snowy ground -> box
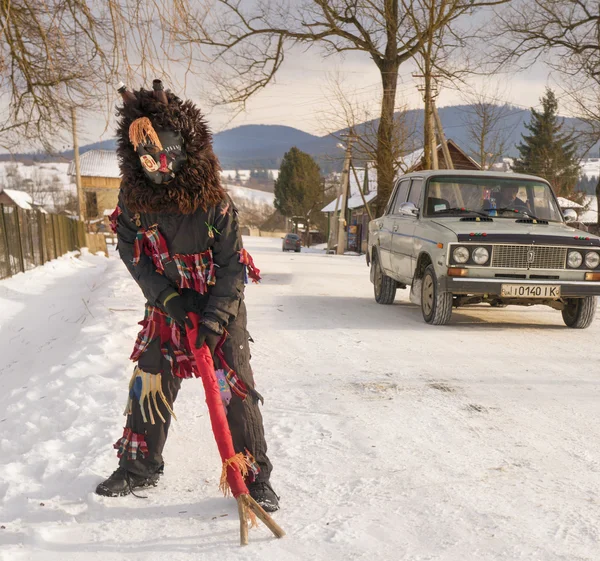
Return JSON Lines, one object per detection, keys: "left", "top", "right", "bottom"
{"left": 1, "top": 238, "right": 599, "bottom": 561}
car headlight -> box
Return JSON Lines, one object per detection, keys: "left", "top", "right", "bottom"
{"left": 452, "top": 246, "right": 470, "bottom": 264}
{"left": 585, "top": 251, "right": 600, "bottom": 269}
{"left": 567, "top": 250, "right": 583, "bottom": 268}
{"left": 472, "top": 246, "right": 490, "bottom": 265}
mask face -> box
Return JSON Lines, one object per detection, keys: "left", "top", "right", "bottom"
{"left": 137, "top": 129, "right": 186, "bottom": 184}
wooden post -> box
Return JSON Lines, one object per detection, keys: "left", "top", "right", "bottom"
{"left": 27, "top": 210, "right": 37, "bottom": 266}
{"left": 38, "top": 211, "right": 46, "bottom": 265}
{"left": 0, "top": 205, "right": 12, "bottom": 277}
{"left": 433, "top": 101, "right": 453, "bottom": 169}
{"left": 72, "top": 107, "right": 86, "bottom": 223}
{"left": 237, "top": 496, "right": 249, "bottom": 546}
{"left": 14, "top": 208, "right": 26, "bottom": 272}
{"left": 336, "top": 134, "right": 356, "bottom": 255}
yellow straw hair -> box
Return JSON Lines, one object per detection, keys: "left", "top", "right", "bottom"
{"left": 129, "top": 117, "right": 163, "bottom": 151}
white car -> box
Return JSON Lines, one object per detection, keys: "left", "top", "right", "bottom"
{"left": 368, "top": 170, "right": 600, "bottom": 327}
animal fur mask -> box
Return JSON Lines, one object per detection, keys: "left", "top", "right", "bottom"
{"left": 116, "top": 88, "right": 225, "bottom": 214}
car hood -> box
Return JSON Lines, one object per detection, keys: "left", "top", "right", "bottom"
{"left": 429, "top": 217, "right": 600, "bottom": 241}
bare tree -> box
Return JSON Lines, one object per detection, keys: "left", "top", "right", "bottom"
{"left": 495, "top": 0, "right": 600, "bottom": 215}
{"left": 403, "top": 0, "right": 473, "bottom": 168}
{"left": 179, "top": 0, "right": 511, "bottom": 216}
{"left": 460, "top": 85, "right": 517, "bottom": 169}
{"left": 23, "top": 169, "right": 52, "bottom": 207}
{"left": 320, "top": 75, "right": 419, "bottom": 178}
{"left": 0, "top": 1, "right": 194, "bottom": 151}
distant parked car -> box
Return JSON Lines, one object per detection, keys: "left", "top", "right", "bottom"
{"left": 283, "top": 233, "right": 302, "bottom": 252}
{"left": 367, "top": 170, "right": 600, "bottom": 327}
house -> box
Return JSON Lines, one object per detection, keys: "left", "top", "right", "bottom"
{"left": 68, "top": 150, "right": 120, "bottom": 220}
{"left": 0, "top": 188, "right": 35, "bottom": 210}
{"left": 321, "top": 140, "right": 481, "bottom": 253}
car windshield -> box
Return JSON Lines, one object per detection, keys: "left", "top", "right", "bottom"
{"left": 286, "top": 234, "right": 299, "bottom": 239}
{"left": 424, "top": 176, "right": 563, "bottom": 222}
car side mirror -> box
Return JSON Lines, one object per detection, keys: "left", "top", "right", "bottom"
{"left": 399, "top": 201, "right": 419, "bottom": 217}
{"left": 563, "top": 208, "right": 577, "bottom": 223}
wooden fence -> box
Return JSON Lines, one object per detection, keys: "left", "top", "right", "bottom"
{"left": 0, "top": 204, "right": 102, "bottom": 280}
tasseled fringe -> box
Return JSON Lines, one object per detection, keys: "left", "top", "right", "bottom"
{"left": 129, "top": 117, "right": 163, "bottom": 151}
{"left": 114, "top": 427, "right": 149, "bottom": 460}
{"left": 219, "top": 453, "right": 250, "bottom": 497}
{"left": 123, "top": 367, "right": 177, "bottom": 425}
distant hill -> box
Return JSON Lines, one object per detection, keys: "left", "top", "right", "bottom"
{"left": 213, "top": 124, "right": 339, "bottom": 170}
{"left": 2, "top": 105, "right": 598, "bottom": 171}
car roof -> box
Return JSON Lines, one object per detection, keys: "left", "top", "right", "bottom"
{"left": 397, "top": 170, "right": 550, "bottom": 183}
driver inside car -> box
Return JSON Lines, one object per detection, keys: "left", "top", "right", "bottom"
{"left": 485, "top": 185, "right": 530, "bottom": 214}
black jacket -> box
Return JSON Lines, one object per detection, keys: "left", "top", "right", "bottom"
{"left": 116, "top": 192, "right": 245, "bottom": 328}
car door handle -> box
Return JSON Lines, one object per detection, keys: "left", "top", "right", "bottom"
{"left": 393, "top": 225, "right": 399, "bottom": 232}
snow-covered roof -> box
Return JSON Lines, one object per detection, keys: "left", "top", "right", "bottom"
{"left": 321, "top": 166, "right": 378, "bottom": 213}
{"left": 68, "top": 150, "right": 120, "bottom": 178}
{"left": 556, "top": 197, "right": 584, "bottom": 209}
{"left": 400, "top": 140, "right": 481, "bottom": 172}
{"left": 1, "top": 188, "right": 33, "bottom": 210}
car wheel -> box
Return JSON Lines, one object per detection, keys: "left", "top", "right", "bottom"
{"left": 372, "top": 255, "right": 396, "bottom": 305}
{"left": 562, "top": 296, "right": 597, "bottom": 328}
{"left": 421, "top": 265, "right": 453, "bottom": 325}
{"left": 295, "top": 248, "right": 301, "bottom": 253}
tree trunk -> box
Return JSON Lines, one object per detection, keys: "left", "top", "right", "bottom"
{"left": 375, "top": 61, "right": 399, "bottom": 217}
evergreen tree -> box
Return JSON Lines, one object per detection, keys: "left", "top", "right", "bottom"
{"left": 274, "top": 147, "right": 323, "bottom": 241}
{"left": 513, "top": 88, "right": 581, "bottom": 200}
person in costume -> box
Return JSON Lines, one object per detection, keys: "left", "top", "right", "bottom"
{"left": 95, "top": 81, "right": 279, "bottom": 512}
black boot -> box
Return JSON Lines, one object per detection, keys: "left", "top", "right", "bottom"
{"left": 248, "top": 481, "right": 280, "bottom": 512}
{"left": 95, "top": 467, "right": 160, "bottom": 497}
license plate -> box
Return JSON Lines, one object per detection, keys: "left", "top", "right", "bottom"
{"left": 500, "top": 284, "right": 561, "bottom": 298}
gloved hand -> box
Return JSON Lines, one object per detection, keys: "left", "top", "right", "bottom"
{"left": 195, "top": 323, "right": 221, "bottom": 353}
{"left": 159, "top": 289, "right": 193, "bottom": 330}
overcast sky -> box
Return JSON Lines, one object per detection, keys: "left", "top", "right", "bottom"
{"left": 67, "top": 19, "right": 561, "bottom": 150}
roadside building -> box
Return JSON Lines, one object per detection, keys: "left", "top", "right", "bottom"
{"left": 68, "top": 150, "right": 120, "bottom": 220}
{"left": 321, "top": 140, "right": 480, "bottom": 253}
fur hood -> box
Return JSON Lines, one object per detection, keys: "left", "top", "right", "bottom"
{"left": 116, "top": 88, "right": 225, "bottom": 214}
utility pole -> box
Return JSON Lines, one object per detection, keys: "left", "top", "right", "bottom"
{"left": 336, "top": 133, "right": 356, "bottom": 255}
{"left": 414, "top": 74, "right": 441, "bottom": 170}
{"left": 71, "top": 107, "right": 85, "bottom": 222}
{"left": 433, "top": 100, "right": 453, "bottom": 169}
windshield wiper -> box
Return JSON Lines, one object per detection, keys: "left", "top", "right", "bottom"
{"left": 434, "top": 207, "right": 489, "bottom": 218}
{"left": 489, "top": 207, "right": 541, "bottom": 221}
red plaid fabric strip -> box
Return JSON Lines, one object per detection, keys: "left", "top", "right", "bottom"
{"left": 113, "top": 427, "right": 149, "bottom": 460}
{"left": 214, "top": 340, "right": 249, "bottom": 401}
{"left": 173, "top": 250, "right": 216, "bottom": 293}
{"left": 244, "top": 449, "right": 261, "bottom": 483}
{"left": 109, "top": 206, "right": 121, "bottom": 234}
{"left": 131, "top": 225, "right": 168, "bottom": 273}
{"left": 239, "top": 248, "right": 261, "bottom": 283}
{"left": 130, "top": 305, "right": 199, "bottom": 379}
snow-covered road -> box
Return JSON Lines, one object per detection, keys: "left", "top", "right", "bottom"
{"left": 1, "top": 237, "right": 599, "bottom": 561}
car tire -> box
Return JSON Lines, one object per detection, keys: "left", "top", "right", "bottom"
{"left": 372, "top": 255, "right": 396, "bottom": 305}
{"left": 421, "top": 265, "right": 453, "bottom": 325}
{"left": 295, "top": 249, "right": 301, "bottom": 253}
{"left": 561, "top": 296, "right": 597, "bottom": 329}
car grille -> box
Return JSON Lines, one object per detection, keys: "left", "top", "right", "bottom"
{"left": 491, "top": 245, "right": 567, "bottom": 269}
